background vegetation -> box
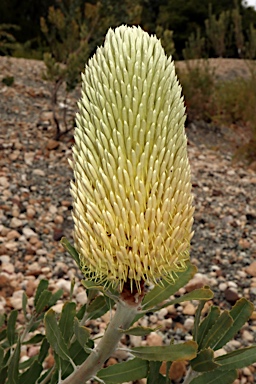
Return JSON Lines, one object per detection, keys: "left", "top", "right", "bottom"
{"left": 0, "top": 0, "right": 256, "bottom": 162}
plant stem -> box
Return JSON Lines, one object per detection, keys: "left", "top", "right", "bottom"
{"left": 61, "top": 299, "right": 139, "bottom": 384}
{"left": 183, "top": 367, "right": 199, "bottom": 384}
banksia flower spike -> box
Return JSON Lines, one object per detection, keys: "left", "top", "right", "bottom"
{"left": 71, "top": 25, "right": 194, "bottom": 293}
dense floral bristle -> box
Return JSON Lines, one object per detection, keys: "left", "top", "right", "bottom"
{"left": 71, "top": 25, "right": 194, "bottom": 293}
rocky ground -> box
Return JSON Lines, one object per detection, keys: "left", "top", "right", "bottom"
{"left": 0, "top": 57, "right": 256, "bottom": 383}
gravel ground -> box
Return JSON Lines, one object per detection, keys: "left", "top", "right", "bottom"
{"left": 0, "top": 57, "right": 256, "bottom": 383}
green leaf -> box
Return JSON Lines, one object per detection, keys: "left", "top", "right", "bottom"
{"left": 131, "top": 341, "right": 198, "bottom": 361}
{"left": 164, "top": 287, "right": 214, "bottom": 307}
{"left": 38, "top": 338, "right": 50, "bottom": 364}
{"left": 191, "top": 348, "right": 220, "bottom": 372}
{"left": 61, "top": 238, "right": 81, "bottom": 268}
{"left": 8, "top": 339, "right": 20, "bottom": 384}
{"left": 121, "top": 326, "right": 161, "bottom": 336}
{"left": 0, "top": 346, "right": 4, "bottom": 371}
{"left": 0, "top": 314, "right": 5, "bottom": 328}
{"left": 19, "top": 356, "right": 37, "bottom": 370}
{"left": 48, "top": 289, "right": 64, "bottom": 307}
{"left": 200, "top": 311, "right": 233, "bottom": 350}
{"left": 23, "top": 334, "right": 45, "bottom": 345}
{"left": 0, "top": 366, "right": 8, "bottom": 384}
{"left": 59, "top": 302, "right": 76, "bottom": 343}
{"left": 44, "top": 309, "right": 71, "bottom": 362}
{"left": 214, "top": 298, "right": 254, "bottom": 350}
{"left": 87, "top": 295, "right": 114, "bottom": 319}
{"left": 216, "top": 346, "right": 256, "bottom": 370}
{"left": 197, "top": 306, "right": 221, "bottom": 350}
{"left": 18, "top": 360, "right": 43, "bottom": 384}
{"left": 34, "top": 280, "right": 49, "bottom": 307}
{"left": 73, "top": 317, "right": 90, "bottom": 348}
{"left": 97, "top": 357, "right": 149, "bottom": 383}
{"left": 147, "top": 361, "right": 166, "bottom": 384}
{"left": 142, "top": 262, "right": 197, "bottom": 310}
{"left": 22, "top": 292, "right": 28, "bottom": 319}
{"left": 7, "top": 310, "right": 18, "bottom": 346}
{"left": 35, "top": 290, "right": 52, "bottom": 314}
{"left": 190, "top": 368, "right": 238, "bottom": 384}
{"left": 0, "top": 329, "right": 7, "bottom": 343}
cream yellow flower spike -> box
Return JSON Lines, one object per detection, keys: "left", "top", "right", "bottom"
{"left": 71, "top": 25, "right": 194, "bottom": 293}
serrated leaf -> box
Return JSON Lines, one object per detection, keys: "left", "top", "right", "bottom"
{"left": 48, "top": 289, "right": 64, "bottom": 307}
{"left": 147, "top": 361, "right": 166, "bottom": 384}
{"left": 142, "top": 262, "right": 197, "bottom": 310}
{"left": 35, "top": 290, "right": 52, "bottom": 314}
{"left": 18, "top": 360, "right": 43, "bottom": 384}
{"left": 73, "top": 317, "right": 90, "bottom": 348}
{"left": 191, "top": 348, "right": 220, "bottom": 372}
{"left": 97, "top": 357, "right": 149, "bottom": 383}
{"left": 61, "top": 237, "right": 81, "bottom": 268}
{"left": 200, "top": 311, "right": 233, "bottom": 350}
{"left": 190, "top": 368, "right": 237, "bottom": 384}
{"left": 216, "top": 346, "right": 256, "bottom": 370}
{"left": 120, "top": 326, "right": 161, "bottom": 336}
{"left": 214, "top": 298, "right": 254, "bottom": 350}
{"left": 22, "top": 292, "right": 28, "bottom": 319}
{"left": 59, "top": 302, "right": 76, "bottom": 343}
{"left": 23, "top": 334, "right": 45, "bottom": 345}
{"left": 7, "top": 310, "right": 18, "bottom": 346}
{"left": 197, "top": 306, "right": 221, "bottom": 350}
{"left": 8, "top": 338, "right": 20, "bottom": 384}
{"left": 38, "top": 338, "right": 50, "bottom": 364}
{"left": 131, "top": 341, "right": 198, "bottom": 361}
{"left": 35, "top": 280, "right": 49, "bottom": 307}
{"left": 44, "top": 309, "right": 71, "bottom": 362}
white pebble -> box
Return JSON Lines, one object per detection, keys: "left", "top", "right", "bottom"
{"left": 184, "top": 318, "right": 194, "bottom": 331}
{"left": 219, "top": 282, "right": 228, "bottom": 291}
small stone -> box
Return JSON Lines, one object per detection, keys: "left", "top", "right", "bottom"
{"left": 245, "top": 261, "right": 256, "bottom": 277}
{"left": 185, "top": 273, "right": 210, "bottom": 292}
{"left": 184, "top": 318, "right": 194, "bottom": 331}
{"left": 183, "top": 302, "right": 196, "bottom": 315}
{"left": 146, "top": 332, "right": 162, "bottom": 346}
{"left": 0, "top": 176, "right": 9, "bottom": 188}
{"left": 2, "top": 263, "right": 15, "bottom": 274}
{"left": 214, "top": 348, "right": 227, "bottom": 357}
{"left": 51, "top": 303, "right": 64, "bottom": 313}
{"left": 54, "top": 215, "right": 64, "bottom": 224}
{"left": 46, "top": 139, "right": 59, "bottom": 150}
{"left": 32, "top": 169, "right": 45, "bottom": 176}
{"left": 55, "top": 279, "right": 71, "bottom": 293}
{"left": 26, "top": 207, "right": 36, "bottom": 218}
{"left": 26, "top": 280, "right": 37, "bottom": 297}
{"left": 6, "top": 230, "right": 20, "bottom": 240}
{"left": 22, "top": 227, "right": 37, "bottom": 239}
{"left": 158, "top": 308, "right": 168, "bottom": 319}
{"left": 242, "top": 330, "right": 254, "bottom": 342}
{"left": 168, "top": 361, "right": 187, "bottom": 381}
{"left": 219, "top": 282, "right": 228, "bottom": 291}
{"left": 224, "top": 288, "right": 239, "bottom": 304}
{"left": 9, "top": 217, "right": 23, "bottom": 228}
{"left": 76, "top": 291, "right": 87, "bottom": 305}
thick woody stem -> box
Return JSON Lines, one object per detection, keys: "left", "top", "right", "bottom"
{"left": 61, "top": 300, "right": 139, "bottom": 384}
